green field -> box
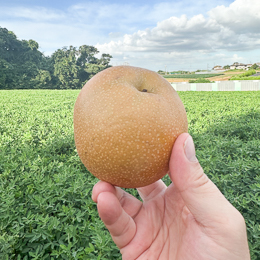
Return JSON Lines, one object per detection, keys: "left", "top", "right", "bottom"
{"left": 229, "top": 69, "right": 260, "bottom": 81}
{"left": 0, "top": 90, "right": 260, "bottom": 259}
{"left": 163, "top": 73, "right": 224, "bottom": 79}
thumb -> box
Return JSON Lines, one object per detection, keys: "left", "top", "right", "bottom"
{"left": 169, "top": 133, "right": 234, "bottom": 226}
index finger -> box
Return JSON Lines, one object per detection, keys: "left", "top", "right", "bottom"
{"left": 96, "top": 191, "right": 137, "bottom": 249}
{"left": 92, "top": 181, "right": 143, "bottom": 218}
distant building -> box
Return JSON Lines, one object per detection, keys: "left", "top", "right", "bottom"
{"left": 230, "top": 62, "right": 253, "bottom": 70}
{"left": 213, "top": 65, "right": 223, "bottom": 71}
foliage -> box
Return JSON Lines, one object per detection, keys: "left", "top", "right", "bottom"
{"left": 157, "top": 70, "right": 165, "bottom": 74}
{"left": 52, "top": 46, "right": 81, "bottom": 89}
{"left": 0, "top": 90, "right": 120, "bottom": 259}
{"left": 0, "top": 27, "right": 46, "bottom": 89}
{"left": 188, "top": 78, "right": 212, "bottom": 83}
{"left": 223, "top": 65, "right": 230, "bottom": 69}
{"left": 232, "top": 76, "right": 260, "bottom": 80}
{"left": 178, "top": 91, "right": 260, "bottom": 260}
{"left": 52, "top": 46, "right": 112, "bottom": 89}
{"left": 0, "top": 27, "right": 112, "bottom": 90}
{"left": 240, "top": 70, "right": 256, "bottom": 77}
{"left": 163, "top": 73, "right": 223, "bottom": 79}
{"left": 0, "top": 90, "right": 260, "bottom": 259}
{"left": 226, "top": 69, "right": 245, "bottom": 72}
{"left": 229, "top": 70, "right": 260, "bottom": 80}
{"left": 250, "top": 64, "right": 259, "bottom": 70}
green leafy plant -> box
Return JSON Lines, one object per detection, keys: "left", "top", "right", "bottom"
{"left": 163, "top": 73, "right": 223, "bottom": 79}
{"left": 189, "top": 78, "right": 213, "bottom": 83}
{"left": 0, "top": 90, "right": 259, "bottom": 259}
{"left": 230, "top": 69, "right": 260, "bottom": 80}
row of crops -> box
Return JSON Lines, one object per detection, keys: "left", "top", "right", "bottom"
{"left": 230, "top": 69, "right": 260, "bottom": 80}
{"left": 163, "top": 73, "right": 224, "bottom": 79}
{"left": 0, "top": 90, "right": 259, "bottom": 259}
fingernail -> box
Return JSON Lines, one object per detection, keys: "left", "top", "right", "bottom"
{"left": 184, "top": 135, "right": 198, "bottom": 162}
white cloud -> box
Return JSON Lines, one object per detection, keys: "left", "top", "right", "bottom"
{"left": 0, "top": 6, "right": 65, "bottom": 22}
{"left": 231, "top": 54, "right": 244, "bottom": 62}
{"left": 97, "top": 0, "right": 260, "bottom": 54}
{"left": 109, "top": 32, "right": 123, "bottom": 39}
{"left": 209, "top": 0, "right": 260, "bottom": 34}
{"left": 94, "top": 0, "right": 260, "bottom": 70}
{"left": 1, "top": 0, "right": 259, "bottom": 70}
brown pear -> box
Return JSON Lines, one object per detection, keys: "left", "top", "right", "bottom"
{"left": 74, "top": 65, "right": 188, "bottom": 188}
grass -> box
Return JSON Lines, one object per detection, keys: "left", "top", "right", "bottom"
{"left": 0, "top": 90, "right": 260, "bottom": 259}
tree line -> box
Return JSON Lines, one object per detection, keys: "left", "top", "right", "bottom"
{"left": 0, "top": 27, "right": 112, "bottom": 89}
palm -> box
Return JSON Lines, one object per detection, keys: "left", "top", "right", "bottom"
{"left": 93, "top": 180, "right": 244, "bottom": 260}
{"left": 92, "top": 133, "right": 250, "bottom": 260}
{"left": 121, "top": 183, "right": 197, "bottom": 259}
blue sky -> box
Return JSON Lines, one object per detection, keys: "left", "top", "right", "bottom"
{"left": 1, "top": 0, "right": 260, "bottom": 71}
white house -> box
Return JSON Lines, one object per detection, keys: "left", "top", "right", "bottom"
{"left": 213, "top": 65, "right": 223, "bottom": 71}
{"left": 230, "top": 63, "right": 252, "bottom": 70}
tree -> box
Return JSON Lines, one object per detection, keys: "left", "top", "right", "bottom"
{"left": 0, "top": 28, "right": 20, "bottom": 63}
{"left": 52, "top": 45, "right": 112, "bottom": 89}
{"left": 157, "top": 70, "right": 165, "bottom": 75}
{"left": 52, "top": 46, "right": 81, "bottom": 89}
{"left": 77, "top": 45, "right": 112, "bottom": 82}
{"left": 31, "top": 69, "right": 52, "bottom": 89}
{"left": 0, "top": 58, "right": 10, "bottom": 89}
{"left": 0, "top": 27, "right": 46, "bottom": 89}
{"left": 77, "top": 45, "right": 99, "bottom": 65}
{"left": 0, "top": 27, "right": 113, "bottom": 89}
{"left": 98, "top": 53, "right": 113, "bottom": 67}
{"left": 250, "top": 63, "right": 259, "bottom": 70}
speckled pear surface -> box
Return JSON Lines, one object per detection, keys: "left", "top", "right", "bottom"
{"left": 74, "top": 66, "right": 188, "bottom": 188}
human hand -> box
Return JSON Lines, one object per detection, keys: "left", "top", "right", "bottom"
{"left": 92, "top": 133, "right": 250, "bottom": 260}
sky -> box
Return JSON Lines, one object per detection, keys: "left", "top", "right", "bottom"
{"left": 1, "top": 0, "right": 260, "bottom": 71}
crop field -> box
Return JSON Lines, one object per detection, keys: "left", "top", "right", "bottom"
{"left": 0, "top": 90, "right": 260, "bottom": 259}
{"left": 165, "top": 69, "right": 260, "bottom": 83}
{"left": 163, "top": 73, "right": 224, "bottom": 79}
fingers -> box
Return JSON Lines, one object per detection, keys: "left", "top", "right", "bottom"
{"left": 92, "top": 181, "right": 142, "bottom": 218}
{"left": 169, "top": 133, "right": 237, "bottom": 226}
{"left": 96, "top": 191, "right": 136, "bottom": 248}
{"left": 137, "top": 179, "right": 167, "bottom": 202}
{"left": 92, "top": 180, "right": 116, "bottom": 203}
{"left": 92, "top": 181, "right": 143, "bottom": 248}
